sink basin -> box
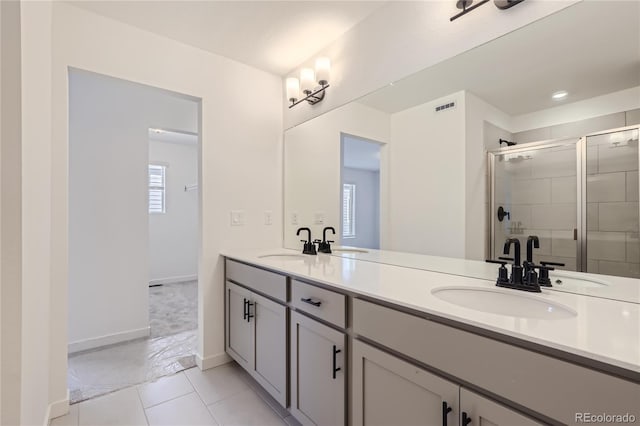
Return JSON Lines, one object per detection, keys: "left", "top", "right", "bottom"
{"left": 431, "top": 286, "right": 577, "bottom": 320}
{"left": 549, "top": 274, "right": 608, "bottom": 289}
{"left": 258, "top": 254, "right": 307, "bottom": 261}
{"left": 333, "top": 248, "right": 369, "bottom": 253}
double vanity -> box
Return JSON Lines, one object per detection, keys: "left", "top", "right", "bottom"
{"left": 222, "top": 247, "right": 640, "bottom": 426}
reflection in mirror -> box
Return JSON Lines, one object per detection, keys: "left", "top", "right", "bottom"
{"left": 341, "top": 135, "right": 382, "bottom": 249}
{"left": 283, "top": 1, "right": 640, "bottom": 301}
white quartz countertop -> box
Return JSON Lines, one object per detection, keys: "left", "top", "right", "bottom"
{"left": 221, "top": 248, "right": 640, "bottom": 377}
{"left": 329, "top": 246, "right": 640, "bottom": 304}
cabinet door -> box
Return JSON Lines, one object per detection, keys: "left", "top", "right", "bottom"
{"left": 225, "top": 281, "right": 253, "bottom": 370}
{"left": 252, "top": 292, "right": 287, "bottom": 408}
{"left": 290, "top": 311, "right": 345, "bottom": 426}
{"left": 460, "top": 388, "right": 542, "bottom": 426}
{"left": 352, "top": 340, "right": 459, "bottom": 426}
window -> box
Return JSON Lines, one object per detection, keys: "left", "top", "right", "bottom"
{"left": 148, "top": 164, "right": 166, "bottom": 214}
{"left": 342, "top": 183, "right": 356, "bottom": 238}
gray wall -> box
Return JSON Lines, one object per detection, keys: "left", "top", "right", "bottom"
{"left": 342, "top": 167, "right": 380, "bottom": 249}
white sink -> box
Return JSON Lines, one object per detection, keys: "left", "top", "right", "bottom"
{"left": 431, "top": 286, "right": 577, "bottom": 320}
{"left": 258, "top": 254, "right": 307, "bottom": 261}
{"left": 549, "top": 274, "right": 608, "bottom": 289}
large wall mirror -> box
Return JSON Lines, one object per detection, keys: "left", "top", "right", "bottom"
{"left": 284, "top": 1, "right": 640, "bottom": 298}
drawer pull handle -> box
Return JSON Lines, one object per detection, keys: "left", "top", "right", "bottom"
{"left": 442, "top": 401, "right": 452, "bottom": 426}
{"left": 246, "top": 301, "right": 254, "bottom": 322}
{"left": 462, "top": 411, "right": 472, "bottom": 425}
{"left": 332, "top": 345, "right": 341, "bottom": 379}
{"left": 301, "top": 297, "right": 322, "bottom": 307}
{"left": 243, "top": 298, "right": 248, "bottom": 320}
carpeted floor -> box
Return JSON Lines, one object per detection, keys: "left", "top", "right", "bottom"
{"left": 149, "top": 280, "right": 198, "bottom": 338}
{"left": 68, "top": 280, "right": 198, "bottom": 403}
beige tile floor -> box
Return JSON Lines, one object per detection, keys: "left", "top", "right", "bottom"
{"left": 51, "top": 362, "right": 301, "bottom": 426}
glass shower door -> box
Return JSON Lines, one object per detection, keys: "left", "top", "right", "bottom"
{"left": 584, "top": 127, "right": 640, "bottom": 278}
{"left": 492, "top": 141, "right": 579, "bottom": 270}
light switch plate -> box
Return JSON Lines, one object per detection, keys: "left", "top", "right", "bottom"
{"left": 291, "top": 212, "right": 299, "bottom": 225}
{"left": 230, "top": 210, "right": 245, "bottom": 226}
{"left": 314, "top": 211, "right": 325, "bottom": 225}
{"left": 264, "top": 210, "right": 273, "bottom": 225}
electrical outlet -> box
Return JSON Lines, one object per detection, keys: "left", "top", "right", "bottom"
{"left": 314, "top": 211, "right": 325, "bottom": 225}
{"left": 264, "top": 210, "right": 273, "bottom": 225}
{"left": 291, "top": 212, "right": 299, "bottom": 225}
{"left": 230, "top": 210, "right": 245, "bottom": 226}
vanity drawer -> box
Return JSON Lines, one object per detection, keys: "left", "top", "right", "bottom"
{"left": 226, "top": 259, "right": 287, "bottom": 303}
{"left": 291, "top": 279, "right": 346, "bottom": 328}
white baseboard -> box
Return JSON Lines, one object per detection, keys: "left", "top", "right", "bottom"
{"left": 46, "top": 390, "right": 70, "bottom": 423}
{"left": 149, "top": 274, "right": 197, "bottom": 286}
{"left": 196, "top": 352, "right": 232, "bottom": 370}
{"left": 68, "top": 327, "right": 150, "bottom": 354}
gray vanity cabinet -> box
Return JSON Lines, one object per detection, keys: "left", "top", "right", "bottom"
{"left": 226, "top": 281, "right": 253, "bottom": 370}
{"left": 460, "top": 388, "right": 540, "bottom": 426}
{"left": 290, "top": 310, "right": 346, "bottom": 426}
{"left": 352, "top": 340, "right": 459, "bottom": 426}
{"left": 225, "top": 281, "right": 287, "bottom": 407}
{"left": 224, "top": 260, "right": 288, "bottom": 408}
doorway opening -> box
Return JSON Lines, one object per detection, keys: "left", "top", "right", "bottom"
{"left": 67, "top": 69, "right": 200, "bottom": 403}
{"left": 340, "top": 134, "right": 382, "bottom": 249}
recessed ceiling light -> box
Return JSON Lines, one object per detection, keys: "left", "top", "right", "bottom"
{"left": 552, "top": 90, "right": 568, "bottom": 100}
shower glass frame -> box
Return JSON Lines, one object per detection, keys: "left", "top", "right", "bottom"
{"left": 488, "top": 124, "right": 640, "bottom": 276}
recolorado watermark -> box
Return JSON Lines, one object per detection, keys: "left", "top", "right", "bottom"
{"left": 575, "top": 413, "right": 637, "bottom": 423}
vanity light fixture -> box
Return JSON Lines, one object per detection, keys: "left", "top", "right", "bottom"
{"left": 552, "top": 90, "right": 568, "bottom": 100}
{"left": 450, "top": 0, "right": 525, "bottom": 21}
{"left": 450, "top": 0, "right": 489, "bottom": 21}
{"left": 286, "top": 57, "right": 331, "bottom": 108}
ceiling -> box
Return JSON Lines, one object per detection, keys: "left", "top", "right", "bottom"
{"left": 68, "top": 0, "right": 386, "bottom": 76}
{"left": 149, "top": 128, "right": 198, "bottom": 145}
{"left": 358, "top": 1, "right": 640, "bottom": 116}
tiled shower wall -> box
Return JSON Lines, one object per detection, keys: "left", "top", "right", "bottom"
{"left": 488, "top": 108, "right": 640, "bottom": 277}
{"left": 585, "top": 129, "right": 639, "bottom": 278}
{"left": 494, "top": 144, "right": 579, "bottom": 271}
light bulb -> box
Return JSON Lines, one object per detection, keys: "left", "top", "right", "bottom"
{"left": 300, "top": 68, "right": 315, "bottom": 94}
{"left": 286, "top": 77, "right": 300, "bottom": 103}
{"left": 552, "top": 90, "right": 568, "bottom": 100}
{"left": 315, "top": 57, "right": 330, "bottom": 86}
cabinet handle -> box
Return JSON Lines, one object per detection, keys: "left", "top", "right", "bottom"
{"left": 462, "top": 411, "right": 472, "bottom": 425}
{"left": 300, "top": 297, "right": 322, "bottom": 307}
{"left": 243, "top": 298, "right": 248, "bottom": 320}
{"left": 442, "top": 401, "right": 452, "bottom": 426}
{"left": 332, "top": 345, "right": 341, "bottom": 379}
{"left": 246, "top": 301, "right": 254, "bottom": 322}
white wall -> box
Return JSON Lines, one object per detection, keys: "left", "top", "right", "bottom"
{"left": 1, "top": 1, "right": 23, "bottom": 424}
{"left": 464, "top": 92, "right": 513, "bottom": 260}
{"left": 149, "top": 139, "right": 198, "bottom": 283}
{"left": 47, "top": 2, "right": 283, "bottom": 421}
{"left": 388, "top": 91, "right": 467, "bottom": 257}
{"left": 284, "top": 102, "right": 389, "bottom": 249}
{"left": 68, "top": 70, "right": 198, "bottom": 351}
{"left": 341, "top": 167, "right": 380, "bottom": 249}
{"left": 20, "top": 1, "right": 53, "bottom": 424}
{"left": 284, "top": 1, "right": 579, "bottom": 129}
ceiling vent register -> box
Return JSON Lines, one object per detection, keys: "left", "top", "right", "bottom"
{"left": 435, "top": 102, "right": 456, "bottom": 112}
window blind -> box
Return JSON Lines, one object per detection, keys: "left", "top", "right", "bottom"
{"left": 148, "top": 164, "right": 166, "bottom": 214}
{"left": 342, "top": 183, "right": 356, "bottom": 238}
